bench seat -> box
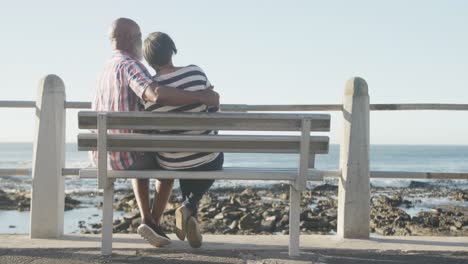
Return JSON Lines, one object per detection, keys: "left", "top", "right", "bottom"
{"left": 77, "top": 111, "right": 331, "bottom": 257}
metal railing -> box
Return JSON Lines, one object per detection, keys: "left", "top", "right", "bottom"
{"left": 0, "top": 74, "right": 467, "bottom": 241}
{"left": 1, "top": 100, "right": 467, "bottom": 179}
{"left": 2, "top": 100, "right": 468, "bottom": 111}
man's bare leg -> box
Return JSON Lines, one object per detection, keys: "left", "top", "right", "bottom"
{"left": 133, "top": 178, "right": 171, "bottom": 247}
{"left": 132, "top": 178, "right": 154, "bottom": 225}
{"left": 152, "top": 179, "right": 174, "bottom": 225}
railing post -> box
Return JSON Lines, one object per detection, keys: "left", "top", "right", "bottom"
{"left": 30, "top": 74, "right": 66, "bottom": 238}
{"left": 337, "top": 77, "right": 370, "bottom": 239}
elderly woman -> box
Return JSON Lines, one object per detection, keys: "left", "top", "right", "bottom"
{"left": 141, "top": 32, "right": 224, "bottom": 248}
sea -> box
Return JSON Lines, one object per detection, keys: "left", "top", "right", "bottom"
{"left": 1, "top": 143, "right": 467, "bottom": 234}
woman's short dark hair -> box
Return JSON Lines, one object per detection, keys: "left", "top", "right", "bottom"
{"left": 143, "top": 32, "right": 177, "bottom": 67}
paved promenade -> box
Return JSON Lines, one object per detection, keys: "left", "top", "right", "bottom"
{"left": 0, "top": 234, "right": 467, "bottom": 263}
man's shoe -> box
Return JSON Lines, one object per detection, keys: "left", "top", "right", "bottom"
{"left": 175, "top": 204, "right": 191, "bottom": 241}
{"left": 186, "top": 216, "right": 202, "bottom": 248}
{"left": 137, "top": 223, "right": 171, "bottom": 248}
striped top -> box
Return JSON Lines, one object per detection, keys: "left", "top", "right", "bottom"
{"left": 90, "top": 50, "right": 153, "bottom": 170}
{"left": 141, "top": 65, "right": 220, "bottom": 170}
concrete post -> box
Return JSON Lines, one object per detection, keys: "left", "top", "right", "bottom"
{"left": 30, "top": 75, "right": 66, "bottom": 238}
{"left": 337, "top": 77, "right": 370, "bottom": 239}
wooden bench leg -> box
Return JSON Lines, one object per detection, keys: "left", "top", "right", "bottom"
{"left": 289, "top": 185, "right": 300, "bottom": 257}
{"left": 101, "top": 180, "right": 114, "bottom": 255}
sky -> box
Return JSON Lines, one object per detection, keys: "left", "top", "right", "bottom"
{"left": 0, "top": 0, "right": 467, "bottom": 144}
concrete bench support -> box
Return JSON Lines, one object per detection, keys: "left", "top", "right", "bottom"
{"left": 337, "top": 77, "right": 370, "bottom": 239}
{"left": 30, "top": 75, "right": 66, "bottom": 238}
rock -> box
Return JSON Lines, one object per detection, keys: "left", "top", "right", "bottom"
{"left": 90, "top": 223, "right": 101, "bottom": 229}
{"left": 229, "top": 220, "right": 238, "bottom": 230}
{"left": 241, "top": 188, "right": 254, "bottom": 197}
{"left": 229, "top": 195, "right": 242, "bottom": 206}
{"left": 202, "top": 207, "right": 218, "bottom": 218}
{"left": 300, "top": 217, "right": 330, "bottom": 230}
{"left": 0, "top": 190, "right": 22, "bottom": 210}
{"left": 300, "top": 210, "right": 312, "bottom": 221}
{"left": 324, "top": 209, "right": 337, "bottom": 219}
{"left": 78, "top": 220, "right": 86, "bottom": 228}
{"left": 17, "top": 200, "right": 30, "bottom": 211}
{"left": 408, "top": 181, "right": 432, "bottom": 189}
{"left": 225, "top": 211, "right": 243, "bottom": 220}
{"left": 313, "top": 184, "right": 338, "bottom": 192}
{"left": 214, "top": 212, "right": 224, "bottom": 220}
{"left": 393, "top": 227, "right": 411, "bottom": 236}
{"left": 375, "top": 226, "right": 394, "bottom": 236}
{"left": 452, "top": 190, "right": 468, "bottom": 202}
{"left": 373, "top": 195, "right": 405, "bottom": 207}
{"left": 115, "top": 194, "right": 136, "bottom": 212}
{"left": 261, "top": 215, "right": 278, "bottom": 232}
{"left": 261, "top": 219, "right": 276, "bottom": 232}
{"left": 113, "top": 220, "right": 131, "bottom": 233}
{"left": 131, "top": 218, "right": 141, "bottom": 229}
{"left": 65, "top": 195, "right": 81, "bottom": 211}
{"left": 221, "top": 205, "right": 235, "bottom": 212}
{"left": 279, "top": 193, "right": 289, "bottom": 200}
{"left": 277, "top": 215, "right": 289, "bottom": 227}
{"left": 426, "top": 216, "right": 440, "bottom": 228}
{"left": 123, "top": 212, "right": 140, "bottom": 221}
{"left": 239, "top": 213, "right": 260, "bottom": 231}
{"left": 222, "top": 227, "right": 236, "bottom": 234}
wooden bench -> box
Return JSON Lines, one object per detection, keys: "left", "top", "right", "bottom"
{"left": 77, "top": 111, "right": 331, "bottom": 256}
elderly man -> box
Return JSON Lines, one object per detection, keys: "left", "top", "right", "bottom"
{"left": 91, "top": 18, "right": 219, "bottom": 247}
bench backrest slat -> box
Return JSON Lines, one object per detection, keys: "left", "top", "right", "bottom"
{"left": 78, "top": 112, "right": 331, "bottom": 132}
{"left": 78, "top": 134, "right": 329, "bottom": 154}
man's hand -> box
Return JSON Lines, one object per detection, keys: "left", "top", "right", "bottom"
{"left": 197, "top": 88, "right": 219, "bottom": 108}
{"left": 143, "top": 82, "right": 220, "bottom": 107}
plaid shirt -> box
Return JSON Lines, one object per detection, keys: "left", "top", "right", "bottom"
{"left": 90, "top": 50, "right": 153, "bottom": 170}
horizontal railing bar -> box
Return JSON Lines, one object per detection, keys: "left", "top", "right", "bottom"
{"left": 68, "top": 168, "right": 468, "bottom": 180}
{"left": 62, "top": 168, "right": 80, "bottom": 176}
{"left": 65, "top": 101, "right": 92, "bottom": 109}
{"left": 1, "top": 101, "right": 468, "bottom": 111}
{"left": 0, "top": 168, "right": 31, "bottom": 177}
{"left": 222, "top": 104, "right": 343, "bottom": 112}
{"left": 2, "top": 167, "right": 467, "bottom": 180}
{"left": 234, "top": 104, "right": 468, "bottom": 111}
{"left": 0, "top": 101, "right": 36, "bottom": 108}
{"left": 370, "top": 104, "right": 468, "bottom": 111}
{"left": 370, "top": 171, "right": 468, "bottom": 179}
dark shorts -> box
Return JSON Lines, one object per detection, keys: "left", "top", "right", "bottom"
{"left": 127, "top": 152, "right": 224, "bottom": 171}
{"left": 127, "top": 153, "right": 160, "bottom": 171}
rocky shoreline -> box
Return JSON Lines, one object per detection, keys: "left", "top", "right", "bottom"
{"left": 1, "top": 182, "right": 467, "bottom": 236}
{"left": 91, "top": 182, "right": 468, "bottom": 237}
{"left": 0, "top": 189, "right": 81, "bottom": 211}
